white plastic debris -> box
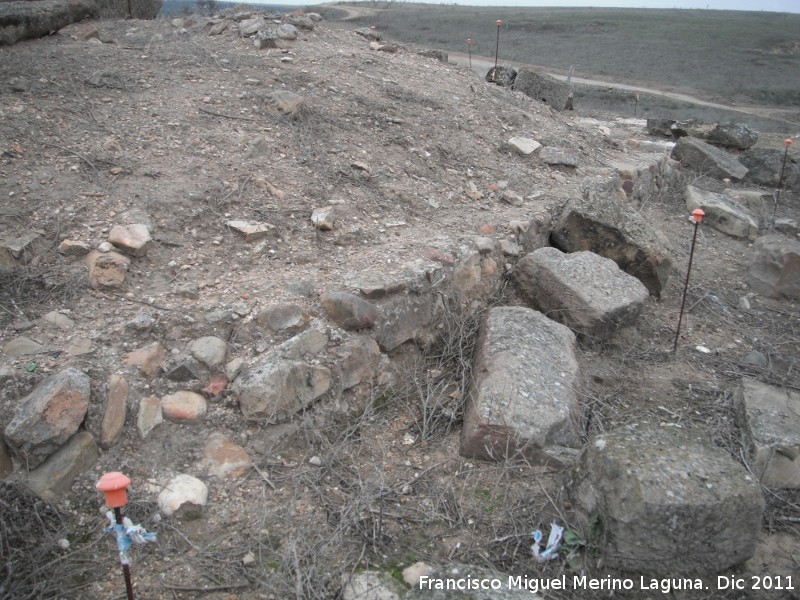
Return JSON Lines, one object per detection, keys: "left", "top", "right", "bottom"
{"left": 695, "top": 345, "right": 712, "bottom": 354}
{"left": 531, "top": 522, "right": 564, "bottom": 562}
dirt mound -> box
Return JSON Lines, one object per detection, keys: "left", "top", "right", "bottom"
{"left": 0, "top": 11, "right": 798, "bottom": 600}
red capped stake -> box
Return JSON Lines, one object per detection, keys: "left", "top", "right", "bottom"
{"left": 97, "top": 471, "right": 131, "bottom": 508}
{"left": 786, "top": 138, "right": 793, "bottom": 148}
{"left": 692, "top": 208, "right": 705, "bottom": 224}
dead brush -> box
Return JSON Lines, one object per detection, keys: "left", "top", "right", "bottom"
{"left": 392, "top": 296, "right": 487, "bottom": 443}
{"left": 0, "top": 481, "right": 107, "bottom": 599}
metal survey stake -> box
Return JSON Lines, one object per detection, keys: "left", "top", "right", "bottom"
{"left": 673, "top": 209, "right": 705, "bottom": 353}
{"left": 467, "top": 38, "right": 472, "bottom": 70}
{"left": 771, "top": 138, "right": 793, "bottom": 229}
{"left": 97, "top": 472, "right": 136, "bottom": 600}
{"left": 493, "top": 20, "right": 502, "bottom": 80}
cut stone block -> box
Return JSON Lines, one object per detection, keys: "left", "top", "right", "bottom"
{"left": 461, "top": 306, "right": 580, "bottom": 465}
{"left": 566, "top": 425, "right": 764, "bottom": 575}
{"left": 551, "top": 191, "right": 673, "bottom": 295}
{"left": 684, "top": 185, "right": 758, "bottom": 240}
{"left": 748, "top": 234, "right": 800, "bottom": 300}
{"left": 514, "top": 248, "right": 649, "bottom": 340}
{"left": 671, "top": 136, "right": 748, "bottom": 181}
{"left": 734, "top": 378, "right": 800, "bottom": 488}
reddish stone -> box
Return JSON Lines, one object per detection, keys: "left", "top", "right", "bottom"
{"left": 479, "top": 224, "right": 496, "bottom": 235}
{"left": 100, "top": 374, "right": 128, "bottom": 449}
{"left": 124, "top": 342, "right": 166, "bottom": 378}
{"left": 203, "top": 433, "right": 252, "bottom": 478}
{"left": 161, "top": 391, "right": 207, "bottom": 422}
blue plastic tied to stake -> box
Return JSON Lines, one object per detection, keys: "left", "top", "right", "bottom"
{"left": 531, "top": 522, "right": 564, "bottom": 562}
{"left": 104, "top": 511, "right": 157, "bottom": 566}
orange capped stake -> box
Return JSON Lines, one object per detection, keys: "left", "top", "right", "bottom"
{"left": 493, "top": 19, "right": 503, "bottom": 75}
{"left": 673, "top": 208, "right": 705, "bottom": 353}
{"left": 97, "top": 471, "right": 131, "bottom": 508}
{"left": 786, "top": 138, "right": 793, "bottom": 148}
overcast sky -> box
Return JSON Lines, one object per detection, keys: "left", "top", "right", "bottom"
{"left": 295, "top": 1, "right": 800, "bottom": 12}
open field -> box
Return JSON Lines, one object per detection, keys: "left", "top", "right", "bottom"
{"left": 322, "top": 3, "right": 800, "bottom": 111}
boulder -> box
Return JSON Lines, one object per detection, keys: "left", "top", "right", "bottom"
{"left": 26, "top": 431, "right": 99, "bottom": 501}
{"left": 723, "top": 188, "right": 773, "bottom": 215}
{"left": 372, "top": 291, "right": 442, "bottom": 352}
{"left": 748, "top": 234, "right": 800, "bottom": 300}
{"left": 734, "top": 379, "right": 800, "bottom": 488}
{"left": 276, "top": 23, "right": 298, "bottom": 40}
{"left": 550, "top": 190, "right": 673, "bottom": 295}
{"left": 320, "top": 291, "right": 380, "bottom": 331}
{"left": 461, "top": 307, "right": 580, "bottom": 465}
{"left": 254, "top": 29, "right": 279, "bottom": 49}
{"left": 188, "top": 336, "right": 227, "bottom": 368}
{"left": 238, "top": 16, "right": 266, "bottom": 36}
{"left": 669, "top": 119, "right": 716, "bottom": 140}
{"left": 158, "top": 473, "right": 208, "bottom": 517}
{"left": 684, "top": 185, "right": 758, "bottom": 240}
{"left": 233, "top": 358, "right": 331, "bottom": 422}
{"left": 272, "top": 326, "right": 328, "bottom": 359}
{"left": 512, "top": 68, "right": 571, "bottom": 111}
{"left": 740, "top": 148, "right": 800, "bottom": 191}
{"left": 255, "top": 303, "right": 308, "bottom": 333}
{"left": 0, "top": 231, "right": 45, "bottom": 271}
{"left": 646, "top": 118, "right": 676, "bottom": 137}
{"left": 514, "top": 248, "right": 649, "bottom": 341}
{"left": 566, "top": 425, "right": 765, "bottom": 575}
{"left": 0, "top": 0, "right": 97, "bottom": 45}
{"left": 4, "top": 368, "right": 91, "bottom": 469}
{"left": 708, "top": 122, "right": 759, "bottom": 149}
{"left": 485, "top": 64, "right": 516, "bottom": 87}
{"left": 671, "top": 137, "right": 748, "bottom": 181}
{"left": 335, "top": 337, "right": 382, "bottom": 390}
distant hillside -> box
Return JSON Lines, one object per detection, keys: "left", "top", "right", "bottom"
{"left": 337, "top": 2, "right": 800, "bottom": 109}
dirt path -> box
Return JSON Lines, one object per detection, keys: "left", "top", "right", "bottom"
{"left": 450, "top": 51, "right": 800, "bottom": 127}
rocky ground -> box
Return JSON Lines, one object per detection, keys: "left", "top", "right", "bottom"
{"left": 0, "top": 9, "right": 799, "bottom": 600}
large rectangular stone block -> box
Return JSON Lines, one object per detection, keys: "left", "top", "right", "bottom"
{"left": 460, "top": 306, "right": 580, "bottom": 464}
